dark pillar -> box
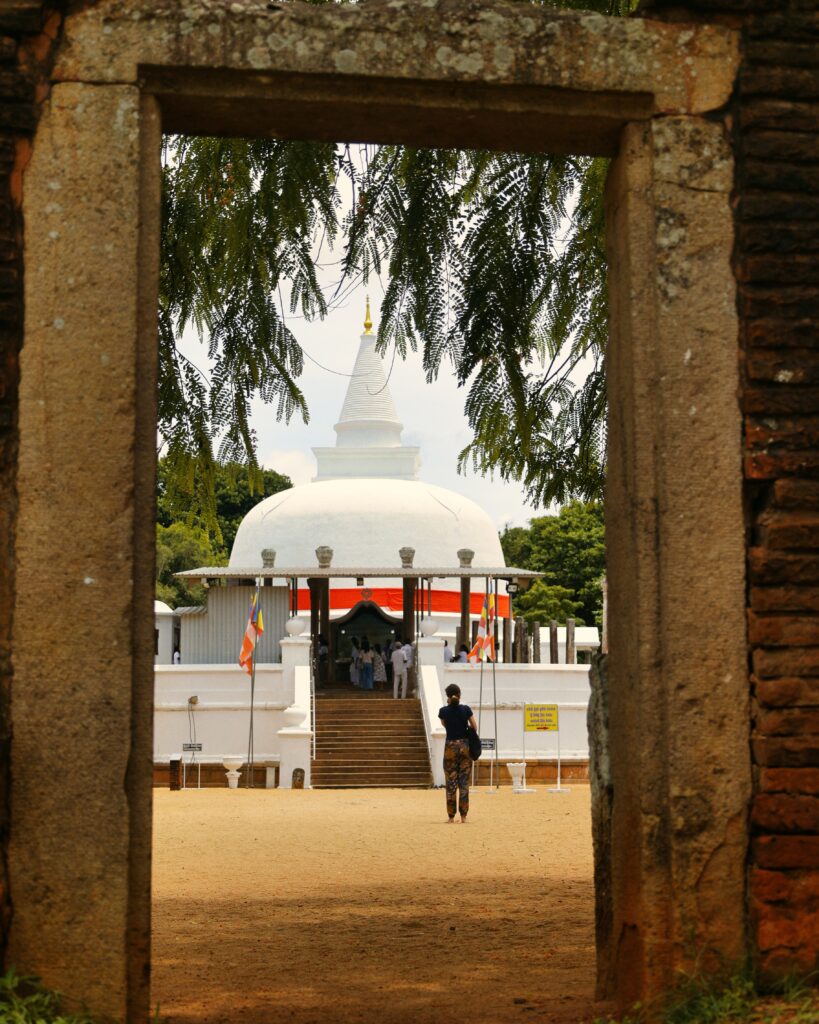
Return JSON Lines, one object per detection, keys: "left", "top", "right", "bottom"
{"left": 307, "top": 577, "right": 321, "bottom": 661}
{"left": 402, "top": 577, "right": 416, "bottom": 646}
{"left": 457, "top": 548, "right": 474, "bottom": 664}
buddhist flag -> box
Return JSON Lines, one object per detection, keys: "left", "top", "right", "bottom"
{"left": 468, "top": 594, "right": 496, "bottom": 663}
{"left": 239, "top": 593, "right": 264, "bottom": 675}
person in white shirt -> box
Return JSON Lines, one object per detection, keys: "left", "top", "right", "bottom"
{"left": 391, "top": 643, "right": 408, "bottom": 699}
{"left": 402, "top": 639, "right": 414, "bottom": 668}
{"left": 442, "top": 640, "right": 451, "bottom": 665}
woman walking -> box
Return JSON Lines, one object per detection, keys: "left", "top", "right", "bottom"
{"left": 438, "top": 682, "right": 476, "bottom": 823}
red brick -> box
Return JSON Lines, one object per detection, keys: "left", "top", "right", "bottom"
{"left": 754, "top": 835, "right": 819, "bottom": 869}
{"left": 755, "top": 677, "right": 819, "bottom": 708}
{"left": 745, "top": 318, "right": 819, "bottom": 346}
{"left": 742, "top": 66, "right": 819, "bottom": 102}
{"left": 749, "top": 613, "right": 819, "bottom": 646}
{"left": 750, "top": 549, "right": 819, "bottom": 587}
{"left": 751, "top": 867, "right": 819, "bottom": 909}
{"left": 747, "top": 348, "right": 819, "bottom": 384}
{"left": 748, "top": 419, "right": 819, "bottom": 453}
{"left": 772, "top": 479, "right": 819, "bottom": 509}
{"left": 756, "top": 707, "right": 819, "bottom": 737}
{"left": 751, "top": 588, "right": 819, "bottom": 614}
{"left": 744, "top": 385, "right": 819, "bottom": 416}
{"left": 740, "top": 284, "right": 819, "bottom": 320}
{"left": 746, "top": 452, "right": 819, "bottom": 479}
{"left": 752, "top": 735, "right": 819, "bottom": 766}
{"left": 760, "top": 768, "right": 819, "bottom": 795}
{"left": 752, "top": 793, "right": 819, "bottom": 832}
{"left": 754, "top": 902, "right": 819, "bottom": 953}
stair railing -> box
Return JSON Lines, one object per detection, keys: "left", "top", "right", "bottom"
{"left": 310, "top": 654, "right": 317, "bottom": 761}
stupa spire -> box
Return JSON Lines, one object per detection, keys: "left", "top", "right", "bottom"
{"left": 363, "top": 295, "right": 373, "bottom": 335}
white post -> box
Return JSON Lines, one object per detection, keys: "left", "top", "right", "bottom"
{"left": 547, "top": 707, "right": 571, "bottom": 794}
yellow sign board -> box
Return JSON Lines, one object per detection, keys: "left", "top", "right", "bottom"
{"left": 524, "top": 703, "right": 559, "bottom": 732}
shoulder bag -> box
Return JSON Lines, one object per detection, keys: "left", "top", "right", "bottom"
{"left": 463, "top": 707, "right": 482, "bottom": 761}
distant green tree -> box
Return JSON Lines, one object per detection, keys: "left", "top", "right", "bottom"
{"left": 157, "top": 456, "right": 292, "bottom": 555}
{"left": 514, "top": 579, "right": 584, "bottom": 627}
{"left": 156, "top": 521, "right": 225, "bottom": 609}
{"left": 500, "top": 500, "right": 605, "bottom": 626}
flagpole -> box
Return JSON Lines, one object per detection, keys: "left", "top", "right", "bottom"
{"left": 493, "top": 577, "right": 499, "bottom": 790}
{"left": 246, "top": 576, "right": 261, "bottom": 789}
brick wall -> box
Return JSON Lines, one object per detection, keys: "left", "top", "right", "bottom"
{"left": 0, "top": 0, "right": 47, "bottom": 965}
{"left": 644, "top": 0, "right": 819, "bottom": 980}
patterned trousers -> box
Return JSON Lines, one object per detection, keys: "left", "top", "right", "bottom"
{"left": 443, "top": 739, "right": 470, "bottom": 818}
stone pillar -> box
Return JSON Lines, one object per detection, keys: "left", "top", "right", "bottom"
{"left": 602, "top": 118, "right": 748, "bottom": 1005}
{"left": 10, "top": 84, "right": 160, "bottom": 1019}
{"left": 457, "top": 548, "right": 473, "bottom": 659}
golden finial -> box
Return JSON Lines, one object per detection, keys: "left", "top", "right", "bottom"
{"left": 363, "top": 295, "right": 373, "bottom": 335}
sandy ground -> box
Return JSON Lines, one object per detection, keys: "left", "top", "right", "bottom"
{"left": 152, "top": 786, "right": 597, "bottom": 1024}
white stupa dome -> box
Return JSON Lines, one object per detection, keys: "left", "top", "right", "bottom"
{"left": 229, "top": 301, "right": 505, "bottom": 592}
{"left": 229, "top": 477, "right": 504, "bottom": 570}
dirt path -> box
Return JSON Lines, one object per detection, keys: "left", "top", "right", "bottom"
{"left": 152, "top": 787, "right": 596, "bottom": 1024}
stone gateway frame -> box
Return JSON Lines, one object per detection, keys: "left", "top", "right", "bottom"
{"left": 12, "top": 2, "right": 749, "bottom": 1019}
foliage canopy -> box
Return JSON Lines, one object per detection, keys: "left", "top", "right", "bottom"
{"left": 160, "top": 0, "right": 635, "bottom": 517}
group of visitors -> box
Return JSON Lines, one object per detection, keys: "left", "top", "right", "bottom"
{"left": 348, "top": 636, "right": 414, "bottom": 698}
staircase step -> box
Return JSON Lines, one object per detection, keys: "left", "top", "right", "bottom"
{"left": 313, "top": 695, "right": 433, "bottom": 789}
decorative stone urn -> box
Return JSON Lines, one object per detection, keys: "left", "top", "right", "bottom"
{"left": 316, "top": 545, "right": 333, "bottom": 568}
{"left": 282, "top": 704, "right": 305, "bottom": 727}
{"left": 223, "top": 756, "right": 244, "bottom": 789}
{"left": 285, "top": 616, "right": 307, "bottom": 636}
{"left": 457, "top": 548, "right": 475, "bottom": 568}
{"left": 506, "top": 762, "right": 535, "bottom": 794}
{"left": 261, "top": 548, "right": 276, "bottom": 569}
{"left": 399, "top": 546, "right": 415, "bottom": 569}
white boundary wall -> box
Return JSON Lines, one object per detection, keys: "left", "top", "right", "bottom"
{"left": 154, "top": 632, "right": 313, "bottom": 786}
{"left": 416, "top": 637, "right": 590, "bottom": 775}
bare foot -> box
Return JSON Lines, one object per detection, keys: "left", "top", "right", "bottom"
{"left": 460, "top": 816, "right": 468, "bottom": 824}
{"left": 447, "top": 817, "right": 455, "bottom": 824}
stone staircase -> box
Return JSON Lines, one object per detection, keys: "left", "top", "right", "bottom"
{"left": 312, "top": 696, "right": 433, "bottom": 788}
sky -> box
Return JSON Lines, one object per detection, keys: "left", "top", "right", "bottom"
{"left": 231, "top": 280, "right": 546, "bottom": 531}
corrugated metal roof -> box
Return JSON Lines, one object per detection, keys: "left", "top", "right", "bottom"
{"left": 174, "top": 605, "right": 207, "bottom": 616}
{"left": 174, "top": 565, "right": 543, "bottom": 581}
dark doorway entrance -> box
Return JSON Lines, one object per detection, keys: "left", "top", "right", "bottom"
{"left": 330, "top": 601, "right": 402, "bottom": 686}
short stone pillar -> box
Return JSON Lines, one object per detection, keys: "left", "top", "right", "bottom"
{"left": 278, "top": 627, "right": 312, "bottom": 788}
{"left": 416, "top": 636, "right": 446, "bottom": 787}
{"left": 316, "top": 545, "right": 333, "bottom": 568}
{"left": 399, "top": 546, "right": 415, "bottom": 569}
{"left": 261, "top": 548, "right": 276, "bottom": 569}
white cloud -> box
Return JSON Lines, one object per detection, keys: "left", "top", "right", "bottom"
{"left": 263, "top": 448, "right": 315, "bottom": 487}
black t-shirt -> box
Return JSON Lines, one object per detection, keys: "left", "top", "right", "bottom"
{"left": 438, "top": 702, "right": 473, "bottom": 740}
